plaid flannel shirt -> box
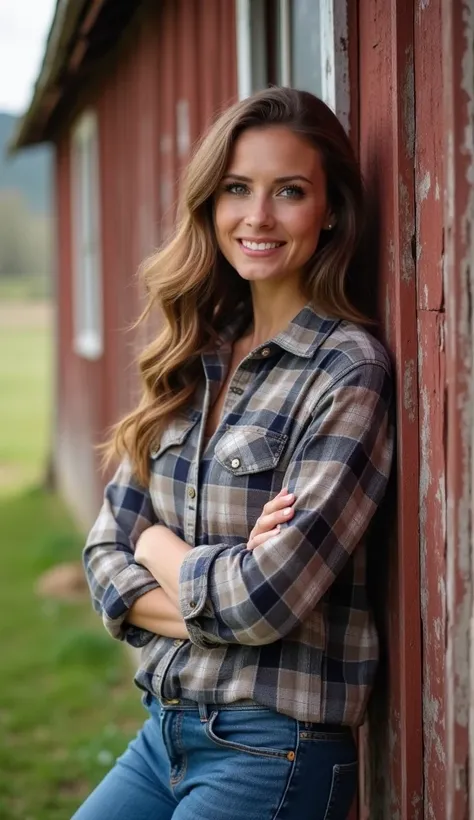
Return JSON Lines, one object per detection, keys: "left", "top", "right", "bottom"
{"left": 83, "top": 304, "right": 394, "bottom": 725}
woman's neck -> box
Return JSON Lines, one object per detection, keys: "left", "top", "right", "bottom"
{"left": 242, "top": 284, "right": 308, "bottom": 349}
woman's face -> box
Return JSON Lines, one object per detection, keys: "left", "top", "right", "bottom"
{"left": 214, "top": 126, "right": 331, "bottom": 288}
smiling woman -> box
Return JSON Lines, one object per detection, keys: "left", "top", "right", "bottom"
{"left": 77, "top": 87, "right": 394, "bottom": 820}
{"left": 214, "top": 126, "right": 333, "bottom": 286}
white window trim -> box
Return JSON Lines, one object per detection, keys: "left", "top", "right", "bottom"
{"left": 332, "top": 0, "right": 351, "bottom": 134}
{"left": 236, "top": 0, "right": 350, "bottom": 133}
{"left": 236, "top": 0, "right": 267, "bottom": 100}
{"left": 71, "top": 109, "right": 103, "bottom": 361}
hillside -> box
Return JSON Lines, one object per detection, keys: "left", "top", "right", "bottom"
{"left": 0, "top": 112, "right": 52, "bottom": 215}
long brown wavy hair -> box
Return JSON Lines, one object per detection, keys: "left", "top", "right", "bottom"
{"left": 103, "top": 86, "right": 370, "bottom": 485}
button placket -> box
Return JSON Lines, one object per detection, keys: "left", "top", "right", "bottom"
{"left": 184, "top": 456, "right": 199, "bottom": 545}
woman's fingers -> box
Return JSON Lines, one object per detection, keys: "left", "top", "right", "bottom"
{"left": 253, "top": 492, "right": 295, "bottom": 534}
{"left": 247, "top": 527, "right": 281, "bottom": 550}
{"left": 255, "top": 506, "right": 295, "bottom": 536}
{"left": 246, "top": 489, "right": 297, "bottom": 549}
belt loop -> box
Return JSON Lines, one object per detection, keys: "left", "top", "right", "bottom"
{"left": 198, "top": 703, "right": 209, "bottom": 723}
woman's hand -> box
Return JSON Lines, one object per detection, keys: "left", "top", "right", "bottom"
{"left": 246, "top": 488, "right": 296, "bottom": 550}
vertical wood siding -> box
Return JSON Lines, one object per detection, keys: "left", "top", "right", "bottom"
{"left": 54, "top": 135, "right": 106, "bottom": 526}
{"left": 414, "top": 1, "right": 446, "bottom": 817}
{"left": 442, "top": 2, "right": 474, "bottom": 818}
{"left": 54, "top": 1, "right": 237, "bottom": 523}
{"left": 358, "top": 0, "right": 423, "bottom": 816}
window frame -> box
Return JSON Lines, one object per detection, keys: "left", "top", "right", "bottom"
{"left": 235, "top": 0, "right": 351, "bottom": 133}
{"left": 70, "top": 109, "right": 103, "bottom": 361}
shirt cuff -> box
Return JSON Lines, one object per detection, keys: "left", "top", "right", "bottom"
{"left": 101, "top": 561, "right": 160, "bottom": 643}
{"left": 178, "top": 543, "right": 228, "bottom": 647}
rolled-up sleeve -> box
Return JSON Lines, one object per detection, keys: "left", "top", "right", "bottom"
{"left": 83, "top": 457, "right": 159, "bottom": 647}
{"left": 179, "top": 361, "right": 394, "bottom": 647}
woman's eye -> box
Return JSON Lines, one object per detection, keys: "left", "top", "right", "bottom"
{"left": 224, "top": 183, "right": 249, "bottom": 196}
{"left": 279, "top": 185, "right": 305, "bottom": 199}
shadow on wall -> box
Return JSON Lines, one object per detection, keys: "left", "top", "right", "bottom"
{"left": 358, "top": 162, "right": 398, "bottom": 819}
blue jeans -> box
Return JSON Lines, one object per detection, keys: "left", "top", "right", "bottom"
{"left": 72, "top": 696, "right": 357, "bottom": 819}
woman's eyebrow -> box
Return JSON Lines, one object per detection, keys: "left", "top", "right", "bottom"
{"left": 221, "top": 173, "right": 313, "bottom": 185}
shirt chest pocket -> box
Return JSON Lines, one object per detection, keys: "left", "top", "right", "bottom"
{"left": 214, "top": 425, "right": 288, "bottom": 475}
{"left": 150, "top": 409, "right": 200, "bottom": 460}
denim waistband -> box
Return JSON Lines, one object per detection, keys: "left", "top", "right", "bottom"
{"left": 149, "top": 694, "right": 351, "bottom": 734}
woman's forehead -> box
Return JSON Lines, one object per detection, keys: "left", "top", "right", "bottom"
{"left": 226, "top": 126, "right": 324, "bottom": 179}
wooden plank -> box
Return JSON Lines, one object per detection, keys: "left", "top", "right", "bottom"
{"left": 441, "top": 1, "right": 474, "bottom": 817}
{"left": 414, "top": 1, "right": 447, "bottom": 817}
{"left": 358, "top": 0, "right": 423, "bottom": 815}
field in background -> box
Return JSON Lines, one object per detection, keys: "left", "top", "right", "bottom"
{"left": 0, "top": 299, "right": 52, "bottom": 495}
{"left": 0, "top": 294, "right": 143, "bottom": 819}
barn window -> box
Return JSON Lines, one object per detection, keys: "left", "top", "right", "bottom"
{"left": 70, "top": 110, "right": 103, "bottom": 360}
{"left": 236, "top": 0, "right": 349, "bottom": 131}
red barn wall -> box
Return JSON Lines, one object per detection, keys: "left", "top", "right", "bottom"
{"left": 357, "top": 0, "right": 474, "bottom": 817}
{"left": 53, "top": 0, "right": 237, "bottom": 526}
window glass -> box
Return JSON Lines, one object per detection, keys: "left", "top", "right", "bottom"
{"left": 71, "top": 111, "right": 103, "bottom": 360}
{"left": 291, "top": 0, "right": 323, "bottom": 95}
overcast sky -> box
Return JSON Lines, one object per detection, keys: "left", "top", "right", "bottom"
{"left": 0, "top": 0, "right": 56, "bottom": 115}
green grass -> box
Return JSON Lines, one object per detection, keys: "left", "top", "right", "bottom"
{"left": 0, "top": 304, "right": 52, "bottom": 494}
{"left": 0, "top": 274, "right": 51, "bottom": 301}
{"left": 0, "top": 303, "right": 144, "bottom": 818}
{"left": 0, "top": 488, "right": 144, "bottom": 819}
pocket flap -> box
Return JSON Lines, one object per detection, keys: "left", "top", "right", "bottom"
{"left": 215, "top": 425, "right": 287, "bottom": 475}
{"left": 150, "top": 409, "right": 200, "bottom": 458}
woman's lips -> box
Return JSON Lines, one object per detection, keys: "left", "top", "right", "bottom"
{"left": 237, "top": 239, "right": 286, "bottom": 257}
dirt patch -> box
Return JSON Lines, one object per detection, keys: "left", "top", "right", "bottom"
{"left": 0, "top": 463, "right": 38, "bottom": 492}
{"left": 0, "top": 300, "right": 52, "bottom": 329}
{"left": 36, "top": 562, "right": 89, "bottom": 600}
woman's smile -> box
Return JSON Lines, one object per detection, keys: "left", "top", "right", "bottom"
{"left": 237, "top": 238, "right": 287, "bottom": 257}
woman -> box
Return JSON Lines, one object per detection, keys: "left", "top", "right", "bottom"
{"left": 76, "top": 87, "right": 394, "bottom": 819}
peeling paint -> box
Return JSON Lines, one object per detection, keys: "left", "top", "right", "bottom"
{"left": 403, "top": 359, "right": 416, "bottom": 422}
{"left": 418, "top": 170, "right": 432, "bottom": 201}
{"left": 416, "top": 172, "right": 431, "bottom": 265}
{"left": 403, "top": 45, "right": 415, "bottom": 159}
{"left": 399, "top": 180, "right": 415, "bottom": 282}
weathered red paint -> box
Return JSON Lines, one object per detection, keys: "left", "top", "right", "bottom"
{"left": 442, "top": 1, "right": 473, "bottom": 818}
{"left": 52, "top": 0, "right": 237, "bottom": 523}
{"left": 414, "top": 1, "right": 447, "bottom": 817}
{"left": 358, "top": 0, "right": 423, "bottom": 815}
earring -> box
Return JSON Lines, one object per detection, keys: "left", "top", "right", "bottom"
{"left": 326, "top": 223, "right": 333, "bottom": 230}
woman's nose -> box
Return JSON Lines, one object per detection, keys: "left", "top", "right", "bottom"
{"left": 244, "top": 198, "right": 275, "bottom": 229}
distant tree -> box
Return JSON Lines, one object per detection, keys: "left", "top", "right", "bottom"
{"left": 0, "top": 190, "right": 52, "bottom": 284}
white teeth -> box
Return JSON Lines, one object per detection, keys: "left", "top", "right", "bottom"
{"left": 241, "top": 240, "right": 282, "bottom": 251}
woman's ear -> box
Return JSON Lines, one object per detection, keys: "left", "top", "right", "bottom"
{"left": 323, "top": 215, "right": 336, "bottom": 231}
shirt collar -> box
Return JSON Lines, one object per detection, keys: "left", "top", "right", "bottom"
{"left": 271, "top": 304, "right": 341, "bottom": 358}
{"left": 215, "top": 303, "right": 340, "bottom": 360}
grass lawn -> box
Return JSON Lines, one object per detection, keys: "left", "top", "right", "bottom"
{"left": 0, "top": 300, "right": 144, "bottom": 818}
{"left": 0, "top": 303, "right": 52, "bottom": 494}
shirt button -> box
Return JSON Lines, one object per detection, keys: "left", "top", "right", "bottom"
{"left": 189, "top": 600, "right": 197, "bottom": 608}
{"left": 231, "top": 457, "right": 241, "bottom": 469}
{"left": 188, "top": 487, "right": 196, "bottom": 499}
{"left": 261, "top": 347, "right": 272, "bottom": 357}
{"left": 173, "top": 639, "right": 184, "bottom": 647}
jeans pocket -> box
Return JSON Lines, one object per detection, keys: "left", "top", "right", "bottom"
{"left": 204, "top": 709, "right": 297, "bottom": 761}
{"left": 322, "top": 760, "right": 358, "bottom": 820}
